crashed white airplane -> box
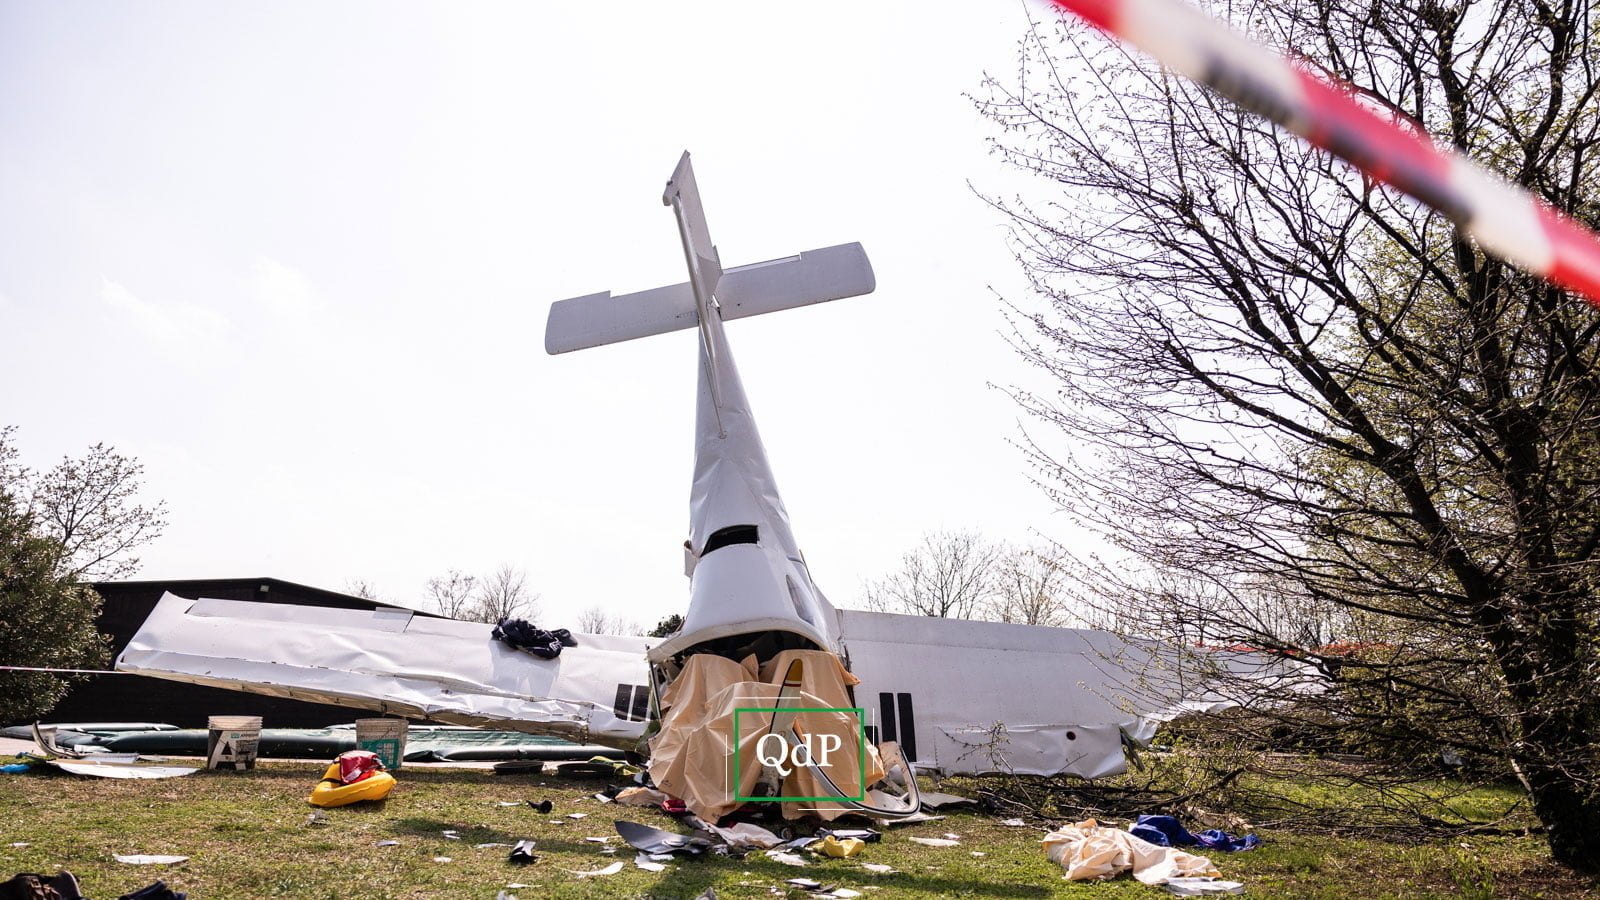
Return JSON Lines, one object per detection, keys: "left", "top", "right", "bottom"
{"left": 118, "top": 152, "right": 1252, "bottom": 789}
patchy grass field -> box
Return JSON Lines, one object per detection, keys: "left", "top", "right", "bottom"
{"left": 0, "top": 759, "right": 1595, "bottom": 898}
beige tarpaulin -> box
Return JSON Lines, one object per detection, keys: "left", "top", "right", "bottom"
{"left": 1043, "top": 819, "right": 1220, "bottom": 884}
{"left": 649, "top": 649, "right": 884, "bottom": 821}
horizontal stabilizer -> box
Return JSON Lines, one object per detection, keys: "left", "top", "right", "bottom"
{"left": 544, "top": 242, "right": 874, "bottom": 354}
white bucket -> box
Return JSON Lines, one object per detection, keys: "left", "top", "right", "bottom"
{"left": 354, "top": 718, "right": 408, "bottom": 770}
{"left": 206, "top": 715, "right": 262, "bottom": 770}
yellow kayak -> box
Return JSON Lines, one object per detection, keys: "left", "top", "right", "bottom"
{"left": 307, "top": 760, "right": 396, "bottom": 807}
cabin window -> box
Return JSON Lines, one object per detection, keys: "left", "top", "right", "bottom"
{"left": 703, "top": 524, "right": 758, "bottom": 555}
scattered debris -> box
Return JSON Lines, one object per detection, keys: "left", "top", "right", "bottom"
{"left": 1000, "top": 818, "right": 1027, "bottom": 827}
{"left": 113, "top": 855, "right": 188, "bottom": 865}
{"left": 812, "top": 836, "right": 864, "bottom": 859}
{"left": 6, "top": 843, "right": 28, "bottom": 849}
{"left": 917, "top": 791, "right": 976, "bottom": 810}
{"left": 52, "top": 760, "right": 197, "bottom": 780}
{"left": 495, "top": 801, "right": 522, "bottom": 807}
{"left": 508, "top": 840, "right": 538, "bottom": 865}
{"left": 615, "top": 786, "right": 671, "bottom": 807}
{"left": 1044, "top": 819, "right": 1220, "bottom": 884}
{"left": 634, "top": 852, "right": 667, "bottom": 872}
{"left": 594, "top": 792, "right": 613, "bottom": 803}
{"left": 875, "top": 812, "right": 943, "bottom": 827}
{"left": 970, "top": 851, "right": 986, "bottom": 857}
{"left": 820, "top": 828, "right": 880, "bottom": 843}
{"left": 616, "top": 820, "right": 715, "bottom": 856}
{"left": 765, "top": 850, "right": 809, "bottom": 867}
{"left": 305, "top": 810, "right": 329, "bottom": 827}
{"left": 572, "top": 861, "right": 625, "bottom": 877}
{"left": 118, "top": 878, "right": 185, "bottom": 900}
{"left": 475, "top": 842, "right": 511, "bottom": 850}
{"left": 700, "top": 821, "right": 784, "bottom": 850}
{"left": 442, "top": 830, "right": 462, "bottom": 840}
{"left": 861, "top": 863, "right": 894, "bottom": 874}
{"left": 1130, "top": 815, "right": 1261, "bottom": 853}
{"left": 432, "top": 856, "right": 453, "bottom": 864}
{"left": 906, "top": 837, "right": 959, "bottom": 848}
{"left": 527, "top": 799, "right": 554, "bottom": 814}
{"left": 584, "top": 836, "right": 612, "bottom": 844}
{"left": 941, "top": 833, "right": 961, "bottom": 840}
{"left": 1164, "top": 877, "right": 1246, "bottom": 896}
{"left": 567, "top": 812, "right": 588, "bottom": 820}
{"left": 786, "top": 878, "right": 828, "bottom": 891}
{"left": 374, "top": 840, "right": 400, "bottom": 847}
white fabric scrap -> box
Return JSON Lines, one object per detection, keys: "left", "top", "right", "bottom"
{"left": 765, "top": 850, "right": 810, "bottom": 867}
{"left": 114, "top": 855, "right": 188, "bottom": 865}
{"left": 1042, "top": 819, "right": 1219, "bottom": 884}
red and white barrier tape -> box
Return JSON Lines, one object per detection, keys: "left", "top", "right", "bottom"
{"left": 1050, "top": 0, "right": 1600, "bottom": 306}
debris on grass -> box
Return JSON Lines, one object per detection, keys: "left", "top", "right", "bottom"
{"left": 634, "top": 852, "right": 667, "bottom": 872}
{"left": 572, "top": 861, "right": 624, "bottom": 877}
{"left": 508, "top": 840, "right": 538, "bottom": 865}
{"left": 1164, "top": 877, "right": 1246, "bottom": 895}
{"left": 765, "top": 850, "right": 809, "bottom": 866}
{"left": 113, "top": 855, "right": 188, "bottom": 865}
{"left": 906, "top": 837, "right": 959, "bottom": 848}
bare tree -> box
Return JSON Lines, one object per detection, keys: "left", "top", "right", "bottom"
{"left": 28, "top": 439, "right": 167, "bottom": 581}
{"left": 425, "top": 569, "right": 478, "bottom": 619}
{"left": 977, "top": 0, "right": 1600, "bottom": 868}
{"left": 575, "top": 605, "right": 642, "bottom": 635}
{"left": 469, "top": 564, "right": 537, "bottom": 624}
{"left": 986, "top": 545, "right": 1073, "bottom": 627}
{"left": 343, "top": 578, "right": 383, "bottom": 603}
{"left": 863, "top": 529, "right": 999, "bottom": 618}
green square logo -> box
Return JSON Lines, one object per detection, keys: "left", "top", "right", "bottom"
{"left": 732, "top": 707, "right": 866, "bottom": 803}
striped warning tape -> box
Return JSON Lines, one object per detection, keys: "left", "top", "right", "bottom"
{"left": 1049, "top": 0, "right": 1600, "bottom": 306}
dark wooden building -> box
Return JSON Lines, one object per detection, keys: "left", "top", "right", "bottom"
{"left": 31, "top": 577, "right": 437, "bottom": 729}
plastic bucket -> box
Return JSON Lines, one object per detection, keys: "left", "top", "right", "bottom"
{"left": 354, "top": 718, "right": 408, "bottom": 770}
{"left": 206, "top": 715, "right": 262, "bottom": 770}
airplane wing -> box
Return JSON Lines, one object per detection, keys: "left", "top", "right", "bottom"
{"left": 115, "top": 593, "right": 657, "bottom": 748}
{"left": 834, "top": 608, "right": 1299, "bottom": 778}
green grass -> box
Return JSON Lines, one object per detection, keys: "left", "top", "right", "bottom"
{"left": 0, "top": 759, "right": 1595, "bottom": 898}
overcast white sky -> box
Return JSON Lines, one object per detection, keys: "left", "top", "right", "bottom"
{"left": 0, "top": 1, "right": 1095, "bottom": 626}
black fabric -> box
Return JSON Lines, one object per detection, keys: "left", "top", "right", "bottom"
{"left": 0, "top": 874, "right": 62, "bottom": 900}
{"left": 491, "top": 619, "right": 578, "bottom": 659}
{"left": 118, "top": 882, "right": 186, "bottom": 900}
